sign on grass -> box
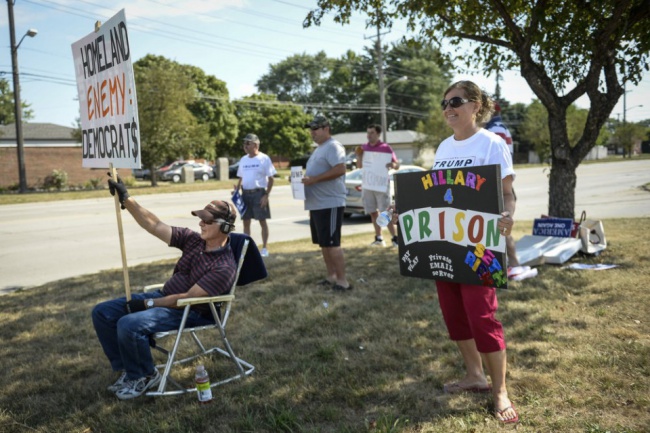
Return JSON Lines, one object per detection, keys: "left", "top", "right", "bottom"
{"left": 71, "top": 9, "right": 141, "bottom": 169}
{"left": 532, "top": 218, "right": 574, "bottom": 237}
{"left": 394, "top": 164, "right": 508, "bottom": 289}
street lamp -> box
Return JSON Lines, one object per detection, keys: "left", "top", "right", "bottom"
{"left": 7, "top": 0, "right": 38, "bottom": 193}
{"left": 379, "top": 76, "right": 407, "bottom": 143}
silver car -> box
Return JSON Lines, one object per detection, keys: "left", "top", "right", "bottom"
{"left": 344, "top": 165, "right": 426, "bottom": 217}
{"left": 159, "top": 162, "right": 215, "bottom": 183}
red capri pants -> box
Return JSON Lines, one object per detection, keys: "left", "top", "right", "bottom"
{"left": 435, "top": 280, "right": 506, "bottom": 353}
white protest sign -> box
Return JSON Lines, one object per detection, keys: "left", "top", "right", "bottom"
{"left": 291, "top": 166, "right": 305, "bottom": 200}
{"left": 71, "top": 9, "right": 141, "bottom": 169}
{"left": 361, "top": 151, "right": 392, "bottom": 193}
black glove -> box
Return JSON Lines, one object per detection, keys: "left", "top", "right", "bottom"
{"left": 107, "top": 174, "right": 130, "bottom": 210}
{"left": 126, "top": 299, "right": 146, "bottom": 314}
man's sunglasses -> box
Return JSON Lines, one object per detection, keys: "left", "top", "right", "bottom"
{"left": 202, "top": 218, "right": 228, "bottom": 225}
{"left": 440, "top": 97, "right": 470, "bottom": 110}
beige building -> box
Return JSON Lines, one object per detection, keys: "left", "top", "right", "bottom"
{"left": 333, "top": 130, "right": 434, "bottom": 167}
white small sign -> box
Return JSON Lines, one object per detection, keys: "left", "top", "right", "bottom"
{"left": 291, "top": 166, "right": 305, "bottom": 200}
{"left": 361, "top": 152, "right": 392, "bottom": 193}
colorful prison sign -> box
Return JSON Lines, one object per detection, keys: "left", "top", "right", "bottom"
{"left": 71, "top": 9, "right": 141, "bottom": 169}
{"left": 394, "top": 164, "right": 508, "bottom": 289}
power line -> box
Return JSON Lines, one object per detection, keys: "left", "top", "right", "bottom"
{"left": 201, "top": 93, "right": 428, "bottom": 119}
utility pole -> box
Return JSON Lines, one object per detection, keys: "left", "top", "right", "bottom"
{"left": 494, "top": 66, "right": 502, "bottom": 101}
{"left": 365, "top": 24, "right": 390, "bottom": 143}
{"left": 7, "top": 1, "right": 37, "bottom": 193}
{"left": 376, "top": 26, "right": 388, "bottom": 143}
{"left": 8, "top": 0, "right": 27, "bottom": 193}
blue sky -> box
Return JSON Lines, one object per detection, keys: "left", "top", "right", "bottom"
{"left": 2, "top": 0, "right": 649, "bottom": 128}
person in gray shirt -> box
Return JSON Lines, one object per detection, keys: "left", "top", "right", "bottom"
{"left": 302, "top": 115, "right": 351, "bottom": 291}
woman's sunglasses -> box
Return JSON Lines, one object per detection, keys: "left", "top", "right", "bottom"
{"left": 440, "top": 97, "right": 470, "bottom": 110}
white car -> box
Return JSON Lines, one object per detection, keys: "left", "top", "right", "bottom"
{"left": 344, "top": 165, "right": 426, "bottom": 217}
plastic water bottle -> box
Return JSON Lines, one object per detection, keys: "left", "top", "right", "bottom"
{"left": 376, "top": 209, "right": 393, "bottom": 227}
{"left": 195, "top": 364, "right": 213, "bottom": 404}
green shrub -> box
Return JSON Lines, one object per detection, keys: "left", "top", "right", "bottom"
{"left": 85, "top": 178, "right": 103, "bottom": 190}
{"left": 42, "top": 169, "right": 68, "bottom": 191}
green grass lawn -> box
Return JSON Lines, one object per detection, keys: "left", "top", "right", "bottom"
{"left": 1, "top": 217, "right": 648, "bottom": 432}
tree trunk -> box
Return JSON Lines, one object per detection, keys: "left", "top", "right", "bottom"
{"left": 548, "top": 157, "right": 577, "bottom": 219}
{"left": 545, "top": 105, "right": 578, "bottom": 219}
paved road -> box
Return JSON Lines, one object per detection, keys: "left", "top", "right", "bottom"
{"left": 1, "top": 160, "right": 648, "bottom": 293}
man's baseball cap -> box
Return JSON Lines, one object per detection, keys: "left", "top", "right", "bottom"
{"left": 304, "top": 115, "right": 330, "bottom": 129}
{"left": 191, "top": 200, "right": 236, "bottom": 223}
{"left": 243, "top": 133, "right": 260, "bottom": 144}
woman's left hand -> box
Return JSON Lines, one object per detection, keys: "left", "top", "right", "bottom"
{"left": 499, "top": 211, "right": 513, "bottom": 236}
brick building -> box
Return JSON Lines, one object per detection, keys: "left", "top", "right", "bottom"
{"left": 0, "top": 122, "right": 105, "bottom": 189}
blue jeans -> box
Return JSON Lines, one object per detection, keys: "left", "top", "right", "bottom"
{"left": 91, "top": 291, "right": 215, "bottom": 380}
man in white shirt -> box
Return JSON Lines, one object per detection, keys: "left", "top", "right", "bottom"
{"left": 234, "top": 133, "right": 277, "bottom": 257}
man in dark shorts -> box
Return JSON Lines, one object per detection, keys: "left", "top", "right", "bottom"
{"left": 234, "top": 133, "right": 277, "bottom": 257}
{"left": 302, "top": 115, "right": 352, "bottom": 291}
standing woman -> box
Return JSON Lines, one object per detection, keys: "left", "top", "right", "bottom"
{"left": 433, "top": 81, "right": 518, "bottom": 424}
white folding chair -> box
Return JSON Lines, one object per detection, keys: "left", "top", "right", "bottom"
{"left": 144, "top": 233, "right": 266, "bottom": 397}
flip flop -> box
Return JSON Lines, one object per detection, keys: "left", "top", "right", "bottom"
{"left": 332, "top": 284, "right": 353, "bottom": 291}
{"left": 495, "top": 404, "right": 519, "bottom": 424}
{"left": 316, "top": 279, "right": 333, "bottom": 286}
{"left": 443, "top": 382, "right": 492, "bottom": 394}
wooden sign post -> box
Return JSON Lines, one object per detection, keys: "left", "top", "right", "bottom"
{"left": 71, "top": 10, "right": 141, "bottom": 300}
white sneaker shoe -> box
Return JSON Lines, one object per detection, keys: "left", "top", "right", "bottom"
{"left": 370, "top": 237, "right": 386, "bottom": 247}
{"left": 107, "top": 371, "right": 127, "bottom": 392}
{"left": 260, "top": 248, "right": 269, "bottom": 257}
{"left": 115, "top": 370, "right": 161, "bottom": 400}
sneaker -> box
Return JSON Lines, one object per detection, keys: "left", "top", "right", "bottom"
{"left": 260, "top": 248, "right": 269, "bottom": 257}
{"left": 115, "top": 370, "right": 161, "bottom": 400}
{"left": 391, "top": 236, "right": 399, "bottom": 247}
{"left": 370, "top": 237, "right": 386, "bottom": 247}
{"left": 107, "top": 371, "right": 127, "bottom": 392}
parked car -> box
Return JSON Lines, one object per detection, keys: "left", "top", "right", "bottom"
{"left": 155, "top": 161, "right": 187, "bottom": 180}
{"left": 158, "top": 162, "right": 215, "bottom": 183}
{"left": 344, "top": 165, "right": 426, "bottom": 217}
{"left": 229, "top": 161, "right": 239, "bottom": 178}
{"left": 131, "top": 168, "right": 151, "bottom": 180}
{"left": 345, "top": 151, "right": 358, "bottom": 170}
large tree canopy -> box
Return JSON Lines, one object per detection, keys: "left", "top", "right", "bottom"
{"left": 234, "top": 93, "right": 313, "bottom": 161}
{"left": 257, "top": 41, "right": 453, "bottom": 134}
{"left": 134, "top": 56, "right": 211, "bottom": 186}
{"left": 305, "top": 0, "right": 650, "bottom": 218}
{"left": 135, "top": 55, "right": 238, "bottom": 162}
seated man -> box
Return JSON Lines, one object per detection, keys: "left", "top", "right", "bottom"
{"left": 92, "top": 176, "right": 238, "bottom": 400}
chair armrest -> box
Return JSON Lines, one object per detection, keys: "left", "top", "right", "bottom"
{"left": 143, "top": 283, "right": 164, "bottom": 293}
{"left": 176, "top": 295, "right": 234, "bottom": 307}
